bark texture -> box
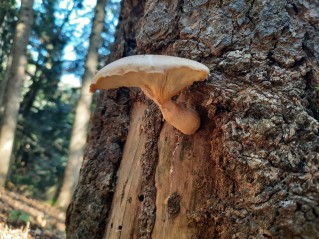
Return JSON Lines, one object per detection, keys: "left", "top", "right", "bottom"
{"left": 56, "top": 0, "right": 108, "bottom": 210}
{"left": 67, "top": 0, "right": 319, "bottom": 238}
{"left": 0, "top": 0, "right": 34, "bottom": 187}
{"left": 66, "top": 0, "right": 146, "bottom": 238}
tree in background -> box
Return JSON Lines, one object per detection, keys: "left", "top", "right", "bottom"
{"left": 66, "top": 0, "right": 319, "bottom": 238}
{"left": 56, "top": 0, "right": 108, "bottom": 209}
{"left": 0, "top": 0, "right": 120, "bottom": 201}
{"left": 0, "top": 0, "right": 121, "bottom": 201}
{"left": 7, "top": 0, "right": 83, "bottom": 200}
{"left": 0, "top": 0, "right": 34, "bottom": 187}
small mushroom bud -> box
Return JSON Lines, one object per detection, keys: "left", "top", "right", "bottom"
{"left": 90, "top": 55, "right": 209, "bottom": 135}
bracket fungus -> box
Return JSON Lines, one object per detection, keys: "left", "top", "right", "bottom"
{"left": 90, "top": 55, "right": 209, "bottom": 135}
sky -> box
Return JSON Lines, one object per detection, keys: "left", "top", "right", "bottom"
{"left": 58, "top": 0, "right": 121, "bottom": 88}
{"left": 59, "top": 0, "right": 97, "bottom": 88}
{"left": 17, "top": 0, "right": 120, "bottom": 88}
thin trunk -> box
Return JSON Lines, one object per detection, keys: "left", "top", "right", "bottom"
{"left": 0, "top": 0, "right": 34, "bottom": 187}
{"left": 56, "top": 0, "right": 107, "bottom": 209}
{"left": 0, "top": 54, "right": 12, "bottom": 115}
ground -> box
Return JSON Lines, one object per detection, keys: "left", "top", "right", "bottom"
{"left": 0, "top": 187, "right": 65, "bottom": 239}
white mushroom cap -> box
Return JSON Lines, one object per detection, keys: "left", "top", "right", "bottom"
{"left": 90, "top": 55, "right": 209, "bottom": 105}
{"left": 90, "top": 55, "right": 210, "bottom": 134}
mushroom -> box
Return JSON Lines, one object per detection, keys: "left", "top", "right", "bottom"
{"left": 90, "top": 55, "right": 209, "bottom": 135}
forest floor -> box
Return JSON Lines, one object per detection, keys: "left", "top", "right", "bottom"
{"left": 0, "top": 187, "right": 65, "bottom": 239}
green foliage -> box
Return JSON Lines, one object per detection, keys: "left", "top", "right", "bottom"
{"left": 0, "top": 0, "right": 16, "bottom": 24}
{"left": 8, "top": 209, "right": 30, "bottom": 224}
{"left": 0, "top": 0, "right": 17, "bottom": 79}
{"left": 8, "top": 0, "right": 79, "bottom": 200}
{"left": 5, "top": 0, "right": 121, "bottom": 201}
{"left": 0, "top": 0, "right": 15, "bottom": 10}
{"left": 10, "top": 87, "right": 78, "bottom": 200}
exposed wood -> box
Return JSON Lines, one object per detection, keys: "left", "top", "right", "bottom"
{"left": 104, "top": 102, "right": 148, "bottom": 239}
{"left": 66, "top": 0, "right": 146, "bottom": 238}
{"left": 153, "top": 121, "right": 214, "bottom": 238}
{"left": 67, "top": 0, "right": 319, "bottom": 238}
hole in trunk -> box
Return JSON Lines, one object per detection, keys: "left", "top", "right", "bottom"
{"left": 138, "top": 194, "right": 145, "bottom": 201}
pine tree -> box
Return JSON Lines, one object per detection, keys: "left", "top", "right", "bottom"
{"left": 56, "top": 0, "right": 108, "bottom": 209}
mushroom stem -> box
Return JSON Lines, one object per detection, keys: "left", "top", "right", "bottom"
{"left": 158, "top": 100, "right": 200, "bottom": 135}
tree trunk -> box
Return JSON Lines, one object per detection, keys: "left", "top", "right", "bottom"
{"left": 56, "top": 0, "right": 108, "bottom": 209}
{"left": 67, "top": 0, "right": 319, "bottom": 238}
{"left": 0, "top": 54, "right": 12, "bottom": 116}
{"left": 0, "top": 0, "right": 34, "bottom": 187}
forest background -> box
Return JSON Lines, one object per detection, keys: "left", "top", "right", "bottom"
{"left": 0, "top": 0, "right": 120, "bottom": 204}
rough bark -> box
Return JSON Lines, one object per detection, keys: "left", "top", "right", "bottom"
{"left": 65, "top": 1, "right": 146, "bottom": 237}
{"left": 67, "top": 0, "right": 319, "bottom": 238}
{"left": 0, "top": 0, "right": 34, "bottom": 187}
{"left": 56, "top": 0, "right": 108, "bottom": 209}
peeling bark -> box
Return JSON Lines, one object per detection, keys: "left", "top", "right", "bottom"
{"left": 66, "top": 0, "right": 146, "bottom": 238}
{"left": 67, "top": 0, "right": 319, "bottom": 238}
